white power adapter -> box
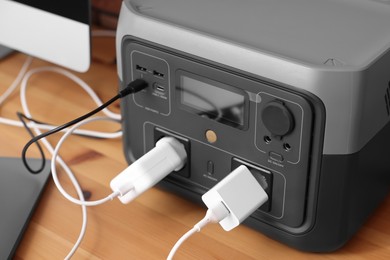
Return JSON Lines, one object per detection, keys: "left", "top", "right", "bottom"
{"left": 202, "top": 164, "right": 268, "bottom": 231}
{"left": 110, "top": 136, "right": 187, "bottom": 204}
{"left": 168, "top": 164, "right": 268, "bottom": 259}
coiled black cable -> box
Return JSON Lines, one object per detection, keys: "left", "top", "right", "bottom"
{"left": 21, "top": 78, "right": 148, "bottom": 174}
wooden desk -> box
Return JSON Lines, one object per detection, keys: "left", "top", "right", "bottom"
{"left": 1, "top": 38, "right": 390, "bottom": 260}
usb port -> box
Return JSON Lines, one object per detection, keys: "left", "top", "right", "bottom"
{"left": 153, "top": 70, "right": 164, "bottom": 78}
{"left": 153, "top": 83, "right": 165, "bottom": 92}
{"left": 136, "top": 65, "right": 147, "bottom": 72}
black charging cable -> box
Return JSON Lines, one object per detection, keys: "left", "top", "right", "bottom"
{"left": 17, "top": 112, "right": 47, "bottom": 171}
{"left": 21, "top": 78, "right": 148, "bottom": 174}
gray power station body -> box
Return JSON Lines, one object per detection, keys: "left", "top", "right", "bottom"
{"left": 116, "top": 0, "right": 390, "bottom": 252}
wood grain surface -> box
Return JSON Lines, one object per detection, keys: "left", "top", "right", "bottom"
{"left": 1, "top": 36, "right": 390, "bottom": 260}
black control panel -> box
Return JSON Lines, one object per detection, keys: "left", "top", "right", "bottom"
{"left": 120, "top": 38, "right": 324, "bottom": 233}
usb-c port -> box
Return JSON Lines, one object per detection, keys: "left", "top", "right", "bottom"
{"left": 153, "top": 83, "right": 165, "bottom": 92}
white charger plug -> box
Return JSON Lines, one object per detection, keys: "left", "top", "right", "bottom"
{"left": 202, "top": 164, "right": 268, "bottom": 231}
{"left": 110, "top": 136, "right": 187, "bottom": 204}
{"left": 168, "top": 164, "right": 268, "bottom": 259}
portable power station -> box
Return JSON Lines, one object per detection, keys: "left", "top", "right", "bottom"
{"left": 116, "top": 0, "right": 390, "bottom": 252}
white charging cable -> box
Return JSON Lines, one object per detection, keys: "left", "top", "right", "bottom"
{"left": 19, "top": 65, "right": 121, "bottom": 121}
{"left": 167, "top": 165, "right": 268, "bottom": 259}
{"left": 51, "top": 116, "right": 121, "bottom": 206}
{"left": 0, "top": 30, "right": 124, "bottom": 259}
{"left": 0, "top": 30, "right": 122, "bottom": 138}
{"left": 0, "top": 56, "right": 33, "bottom": 106}
{"left": 20, "top": 99, "right": 89, "bottom": 260}
{"left": 168, "top": 206, "right": 230, "bottom": 260}
{"left": 51, "top": 117, "right": 187, "bottom": 257}
{"left": 50, "top": 116, "right": 187, "bottom": 255}
{"left": 10, "top": 58, "right": 120, "bottom": 258}
{"left": 0, "top": 55, "right": 89, "bottom": 259}
{"left": 51, "top": 117, "right": 188, "bottom": 207}
{"left": 0, "top": 57, "right": 122, "bottom": 139}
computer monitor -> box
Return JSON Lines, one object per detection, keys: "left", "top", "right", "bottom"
{"left": 0, "top": 0, "right": 91, "bottom": 72}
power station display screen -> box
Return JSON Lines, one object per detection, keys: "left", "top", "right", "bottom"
{"left": 178, "top": 71, "right": 245, "bottom": 128}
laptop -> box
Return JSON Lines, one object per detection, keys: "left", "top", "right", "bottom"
{"left": 0, "top": 157, "right": 50, "bottom": 259}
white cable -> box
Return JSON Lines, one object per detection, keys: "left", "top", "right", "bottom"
{"left": 22, "top": 114, "right": 117, "bottom": 258}
{"left": 168, "top": 165, "right": 269, "bottom": 259}
{"left": 0, "top": 117, "right": 122, "bottom": 139}
{"left": 17, "top": 64, "right": 123, "bottom": 138}
{"left": 0, "top": 56, "right": 101, "bottom": 258}
{"left": 15, "top": 62, "right": 120, "bottom": 258}
{"left": 51, "top": 116, "right": 120, "bottom": 206}
{"left": 0, "top": 30, "right": 118, "bottom": 258}
{"left": 48, "top": 117, "right": 119, "bottom": 257}
{"left": 0, "top": 56, "right": 33, "bottom": 105}
{"left": 167, "top": 209, "right": 222, "bottom": 260}
{"left": 59, "top": 155, "right": 88, "bottom": 260}
{"left": 0, "top": 57, "right": 122, "bottom": 139}
{"left": 20, "top": 102, "right": 88, "bottom": 259}
{"left": 1, "top": 30, "right": 121, "bottom": 135}
{"left": 20, "top": 66, "right": 121, "bottom": 120}
{"left": 41, "top": 136, "right": 88, "bottom": 260}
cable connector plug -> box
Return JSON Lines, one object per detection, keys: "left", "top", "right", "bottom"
{"left": 168, "top": 165, "right": 268, "bottom": 259}
{"left": 202, "top": 165, "right": 268, "bottom": 231}
{"left": 119, "top": 78, "right": 148, "bottom": 97}
{"left": 110, "top": 137, "right": 187, "bottom": 204}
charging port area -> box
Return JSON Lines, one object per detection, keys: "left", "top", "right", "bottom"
{"left": 232, "top": 158, "right": 273, "bottom": 212}
{"left": 131, "top": 52, "right": 170, "bottom": 115}
{"left": 154, "top": 127, "right": 191, "bottom": 178}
